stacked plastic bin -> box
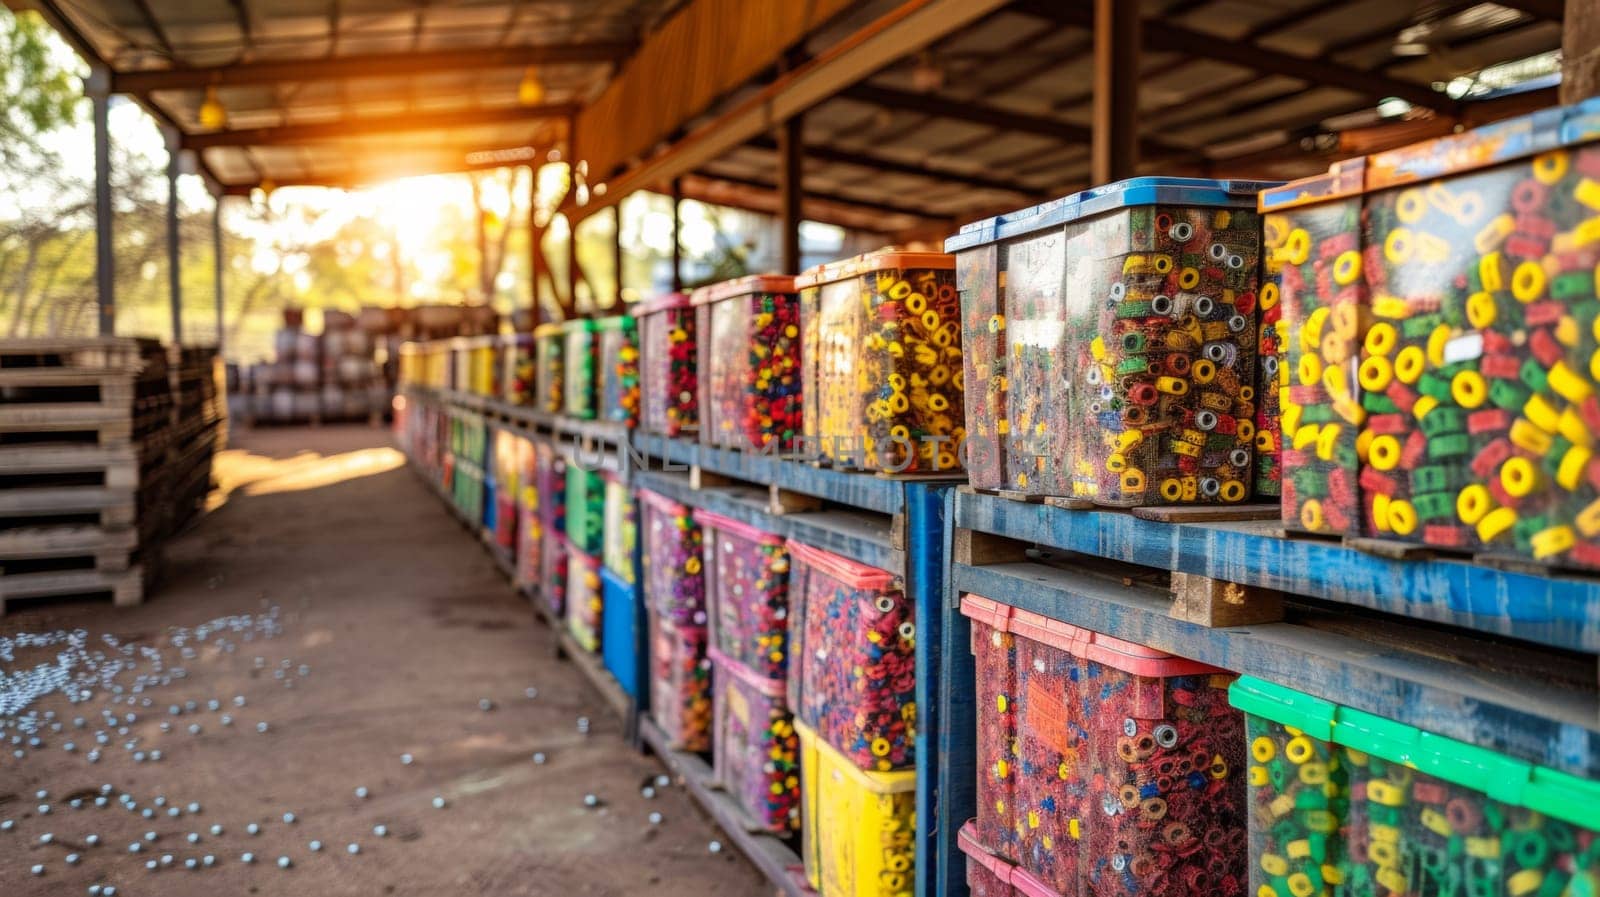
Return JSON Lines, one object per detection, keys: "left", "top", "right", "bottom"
{"left": 600, "top": 472, "right": 642, "bottom": 698}
{"left": 563, "top": 318, "right": 599, "bottom": 420}
{"left": 503, "top": 333, "right": 536, "bottom": 406}
{"left": 691, "top": 274, "right": 803, "bottom": 451}
{"left": 961, "top": 592, "right": 1248, "bottom": 897}
{"left": 634, "top": 293, "right": 697, "bottom": 437}
{"left": 947, "top": 178, "right": 1274, "bottom": 505}
{"left": 563, "top": 464, "right": 605, "bottom": 652}
{"left": 696, "top": 509, "right": 799, "bottom": 834}
{"left": 796, "top": 250, "right": 963, "bottom": 473}
{"left": 468, "top": 337, "right": 499, "bottom": 398}
{"left": 537, "top": 445, "right": 567, "bottom": 618}
{"left": 491, "top": 429, "right": 524, "bottom": 553}
{"left": 787, "top": 539, "right": 917, "bottom": 896}
{"left": 514, "top": 440, "right": 544, "bottom": 592}
{"left": 1230, "top": 676, "right": 1600, "bottom": 897}
{"left": 1269, "top": 98, "right": 1600, "bottom": 566}
{"left": 533, "top": 322, "right": 564, "bottom": 415}
{"left": 639, "top": 488, "right": 710, "bottom": 751}
{"left": 597, "top": 315, "right": 639, "bottom": 428}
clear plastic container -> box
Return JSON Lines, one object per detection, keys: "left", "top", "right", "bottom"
{"left": 564, "top": 464, "right": 605, "bottom": 556}
{"left": 602, "top": 471, "right": 637, "bottom": 584}
{"left": 563, "top": 318, "right": 599, "bottom": 420}
{"left": 565, "top": 543, "right": 602, "bottom": 653}
{"left": 538, "top": 447, "right": 567, "bottom": 618}
{"left": 1260, "top": 169, "right": 1371, "bottom": 535}
{"left": 960, "top": 821, "right": 1022, "bottom": 897}
{"left": 468, "top": 337, "right": 498, "bottom": 397}
{"left": 542, "top": 525, "right": 569, "bottom": 619}
{"left": 709, "top": 647, "right": 801, "bottom": 834}
{"left": 514, "top": 441, "right": 545, "bottom": 591}
{"left": 647, "top": 610, "right": 711, "bottom": 752}
{"left": 796, "top": 719, "right": 917, "bottom": 897}
{"left": 694, "top": 509, "right": 790, "bottom": 680}
{"left": 1229, "top": 675, "right": 1600, "bottom": 897}
{"left": 534, "top": 323, "right": 564, "bottom": 415}
{"left": 491, "top": 429, "right": 524, "bottom": 551}
{"left": 596, "top": 315, "right": 639, "bottom": 427}
{"left": 787, "top": 540, "right": 913, "bottom": 771}
{"left": 691, "top": 275, "right": 802, "bottom": 452}
{"left": 601, "top": 565, "right": 643, "bottom": 700}
{"left": 503, "top": 333, "right": 537, "bottom": 406}
{"left": 947, "top": 179, "right": 1273, "bottom": 505}
{"left": 639, "top": 488, "right": 706, "bottom": 626}
{"left": 633, "top": 293, "right": 697, "bottom": 437}
{"left": 962, "top": 593, "right": 1248, "bottom": 897}
{"left": 1256, "top": 269, "right": 1285, "bottom": 497}
{"left": 796, "top": 250, "right": 963, "bottom": 473}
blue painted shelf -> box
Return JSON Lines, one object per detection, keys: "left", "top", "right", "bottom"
{"left": 955, "top": 489, "right": 1600, "bottom": 654}
{"left": 948, "top": 558, "right": 1599, "bottom": 778}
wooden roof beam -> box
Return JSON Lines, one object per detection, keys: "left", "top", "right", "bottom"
{"left": 1015, "top": 1, "right": 1450, "bottom": 111}
{"left": 745, "top": 135, "right": 1043, "bottom": 196}
{"left": 696, "top": 168, "right": 947, "bottom": 221}
{"left": 112, "top": 42, "right": 633, "bottom": 93}
{"left": 181, "top": 103, "right": 575, "bottom": 149}
{"left": 839, "top": 83, "right": 1188, "bottom": 157}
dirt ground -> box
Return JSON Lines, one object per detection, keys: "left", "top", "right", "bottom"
{"left": 0, "top": 424, "right": 768, "bottom": 896}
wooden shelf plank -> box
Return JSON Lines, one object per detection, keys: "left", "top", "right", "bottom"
{"left": 954, "top": 490, "right": 1600, "bottom": 654}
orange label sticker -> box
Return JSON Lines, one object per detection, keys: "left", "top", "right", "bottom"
{"left": 1024, "top": 677, "right": 1071, "bottom": 756}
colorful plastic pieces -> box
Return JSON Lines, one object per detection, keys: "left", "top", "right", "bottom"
{"left": 597, "top": 315, "right": 639, "bottom": 428}
{"left": 692, "top": 275, "right": 803, "bottom": 452}
{"left": 696, "top": 509, "right": 790, "bottom": 680}
{"left": 634, "top": 293, "right": 698, "bottom": 437}
{"left": 710, "top": 647, "right": 801, "bottom": 834}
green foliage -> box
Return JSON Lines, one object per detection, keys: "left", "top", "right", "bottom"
{"left": 0, "top": 11, "right": 84, "bottom": 157}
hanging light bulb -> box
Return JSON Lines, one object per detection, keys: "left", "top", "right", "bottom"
{"left": 518, "top": 67, "right": 545, "bottom": 106}
{"left": 199, "top": 86, "right": 227, "bottom": 129}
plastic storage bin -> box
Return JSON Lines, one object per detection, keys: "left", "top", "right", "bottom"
{"left": 960, "top": 822, "right": 1022, "bottom": 897}
{"left": 634, "top": 292, "right": 697, "bottom": 437}
{"left": 503, "top": 333, "right": 536, "bottom": 406}
{"left": 602, "top": 471, "right": 637, "bottom": 584}
{"left": 600, "top": 565, "right": 643, "bottom": 701}
{"left": 796, "top": 719, "right": 917, "bottom": 897}
{"left": 597, "top": 315, "right": 639, "bottom": 427}
{"left": 565, "top": 542, "right": 602, "bottom": 653}
{"left": 709, "top": 647, "right": 801, "bottom": 834}
{"left": 564, "top": 464, "right": 604, "bottom": 556}
{"left": 695, "top": 509, "right": 790, "bottom": 680}
{"left": 787, "top": 541, "right": 914, "bottom": 771}
{"left": 491, "top": 429, "right": 524, "bottom": 551}
{"left": 538, "top": 446, "right": 567, "bottom": 618}
{"left": 639, "top": 488, "right": 706, "bottom": 625}
{"left": 946, "top": 178, "right": 1272, "bottom": 505}
{"left": 961, "top": 593, "right": 1247, "bottom": 897}
{"left": 1256, "top": 269, "right": 1285, "bottom": 497}
{"left": 796, "top": 250, "right": 962, "bottom": 473}
{"left": 1261, "top": 165, "right": 1374, "bottom": 535}
{"left": 563, "top": 318, "right": 599, "bottom": 420}
{"left": 534, "top": 322, "right": 564, "bottom": 414}
{"left": 691, "top": 274, "right": 802, "bottom": 451}
{"left": 469, "top": 337, "right": 498, "bottom": 397}
{"left": 514, "top": 441, "right": 544, "bottom": 591}
{"left": 1229, "top": 675, "right": 1600, "bottom": 897}
{"left": 647, "top": 610, "right": 711, "bottom": 751}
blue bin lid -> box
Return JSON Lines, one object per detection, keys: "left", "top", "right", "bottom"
{"left": 944, "top": 176, "right": 1281, "bottom": 252}
{"left": 599, "top": 563, "right": 630, "bottom": 593}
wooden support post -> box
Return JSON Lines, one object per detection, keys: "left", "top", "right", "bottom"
{"left": 90, "top": 69, "right": 115, "bottom": 337}
{"left": 612, "top": 203, "right": 624, "bottom": 307}
{"left": 767, "top": 485, "right": 823, "bottom": 516}
{"left": 1091, "top": 0, "right": 1139, "bottom": 185}
{"left": 1169, "top": 572, "right": 1285, "bottom": 627}
{"left": 527, "top": 163, "right": 544, "bottom": 329}
{"left": 1564, "top": 0, "right": 1600, "bottom": 104}
{"left": 688, "top": 465, "right": 734, "bottom": 491}
{"left": 777, "top": 115, "right": 803, "bottom": 275}
{"left": 166, "top": 133, "right": 183, "bottom": 345}
{"left": 567, "top": 212, "right": 580, "bottom": 314}
{"left": 669, "top": 177, "right": 683, "bottom": 292}
{"left": 212, "top": 198, "right": 224, "bottom": 353}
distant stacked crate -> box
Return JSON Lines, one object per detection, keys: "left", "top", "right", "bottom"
{"left": 166, "top": 345, "right": 227, "bottom": 534}
{"left": 0, "top": 338, "right": 174, "bottom": 613}
{"left": 319, "top": 310, "right": 389, "bottom": 423}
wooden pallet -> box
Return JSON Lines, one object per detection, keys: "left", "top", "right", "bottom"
{"left": 0, "top": 524, "right": 141, "bottom": 569}
{"left": 953, "top": 526, "right": 1285, "bottom": 628}
{"left": 0, "top": 336, "right": 164, "bottom": 373}
{"left": 0, "top": 564, "right": 147, "bottom": 614}
{"left": 0, "top": 443, "right": 146, "bottom": 490}
{"left": 0, "top": 485, "right": 138, "bottom": 529}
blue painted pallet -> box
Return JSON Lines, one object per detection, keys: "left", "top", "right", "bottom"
{"left": 955, "top": 490, "right": 1600, "bottom": 654}
{"left": 948, "top": 560, "right": 1599, "bottom": 778}
{"left": 632, "top": 470, "right": 902, "bottom": 574}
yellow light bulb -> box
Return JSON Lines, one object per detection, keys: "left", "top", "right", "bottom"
{"left": 518, "top": 67, "right": 544, "bottom": 106}
{"left": 199, "top": 86, "right": 227, "bottom": 129}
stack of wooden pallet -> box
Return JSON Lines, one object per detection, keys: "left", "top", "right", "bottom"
{"left": 0, "top": 338, "right": 176, "bottom": 613}
{"left": 167, "top": 345, "right": 226, "bottom": 534}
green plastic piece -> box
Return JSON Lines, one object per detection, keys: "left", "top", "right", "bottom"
{"left": 1420, "top": 407, "right": 1466, "bottom": 437}
{"left": 1428, "top": 434, "right": 1471, "bottom": 459}
{"left": 1490, "top": 379, "right": 1532, "bottom": 412}
{"left": 1521, "top": 358, "right": 1550, "bottom": 395}
{"left": 1413, "top": 491, "right": 1455, "bottom": 520}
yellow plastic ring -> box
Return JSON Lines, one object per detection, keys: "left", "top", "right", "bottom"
{"left": 1533, "top": 150, "right": 1569, "bottom": 184}
{"left": 1395, "top": 189, "right": 1426, "bottom": 223}
{"left": 1194, "top": 359, "right": 1217, "bottom": 384}
{"left": 1501, "top": 456, "right": 1540, "bottom": 498}
{"left": 1332, "top": 251, "right": 1362, "bottom": 286}
{"left": 1384, "top": 229, "right": 1414, "bottom": 265}
{"left": 1394, "top": 346, "right": 1426, "bottom": 384}
{"left": 1179, "top": 267, "right": 1201, "bottom": 290}
{"left": 1457, "top": 484, "right": 1492, "bottom": 525}
{"left": 1466, "top": 292, "right": 1497, "bottom": 329}
{"left": 1251, "top": 737, "right": 1276, "bottom": 763}
{"left": 1388, "top": 498, "right": 1418, "bottom": 536}
{"left": 1368, "top": 435, "right": 1402, "bottom": 471}
{"left": 906, "top": 292, "right": 927, "bottom": 315}
{"left": 1300, "top": 499, "right": 1325, "bottom": 532}
{"left": 1284, "top": 736, "right": 1315, "bottom": 765}
{"left": 1220, "top": 479, "right": 1247, "bottom": 502}
{"left": 1298, "top": 353, "right": 1323, "bottom": 387}
{"left": 1260, "top": 281, "right": 1279, "bottom": 310}
{"left": 1512, "top": 261, "right": 1547, "bottom": 303}
{"left": 1285, "top": 229, "right": 1312, "bottom": 266}
{"left": 1358, "top": 356, "right": 1395, "bottom": 392}
{"left": 1451, "top": 370, "right": 1488, "bottom": 408}
{"left": 1364, "top": 322, "right": 1398, "bottom": 357}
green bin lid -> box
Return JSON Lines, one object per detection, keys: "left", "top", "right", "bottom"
{"left": 593, "top": 315, "right": 634, "bottom": 332}
{"left": 1228, "top": 676, "right": 1336, "bottom": 742}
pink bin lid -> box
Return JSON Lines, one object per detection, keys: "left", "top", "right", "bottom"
{"left": 956, "top": 821, "right": 1015, "bottom": 885}
{"left": 629, "top": 291, "right": 691, "bottom": 318}
{"left": 1010, "top": 866, "right": 1066, "bottom": 897}
{"left": 793, "top": 248, "right": 954, "bottom": 290}
{"left": 637, "top": 487, "right": 690, "bottom": 518}
{"left": 786, "top": 540, "right": 895, "bottom": 591}
{"left": 692, "top": 508, "right": 784, "bottom": 546}
{"left": 689, "top": 274, "right": 797, "bottom": 306}
{"left": 959, "top": 593, "right": 1222, "bottom": 679}
{"left": 706, "top": 645, "right": 786, "bottom": 696}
